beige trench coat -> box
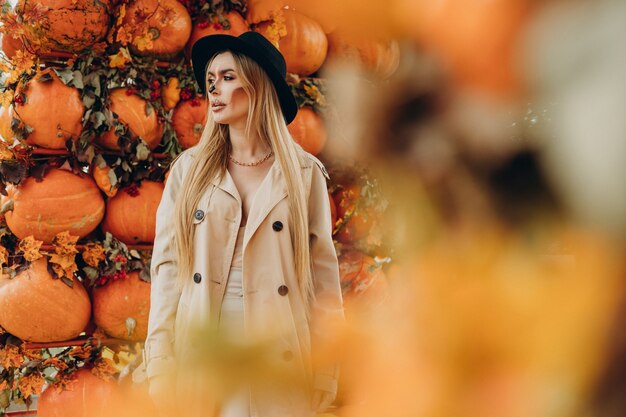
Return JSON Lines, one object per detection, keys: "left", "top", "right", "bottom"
{"left": 142, "top": 148, "right": 344, "bottom": 416}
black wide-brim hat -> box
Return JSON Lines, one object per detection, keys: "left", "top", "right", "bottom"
{"left": 191, "top": 31, "right": 298, "bottom": 124}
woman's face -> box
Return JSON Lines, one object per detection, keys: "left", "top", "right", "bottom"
{"left": 206, "top": 52, "right": 249, "bottom": 127}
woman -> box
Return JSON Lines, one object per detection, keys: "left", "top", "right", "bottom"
{"left": 142, "top": 32, "right": 344, "bottom": 417}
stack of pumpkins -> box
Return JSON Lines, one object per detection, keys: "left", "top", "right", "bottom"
{"left": 0, "top": 0, "right": 395, "bottom": 411}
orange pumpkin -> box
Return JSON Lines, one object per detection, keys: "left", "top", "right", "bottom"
{"left": 256, "top": 9, "right": 328, "bottom": 76}
{"left": 123, "top": 0, "right": 192, "bottom": 59}
{"left": 246, "top": 0, "right": 283, "bottom": 24}
{"left": 326, "top": 32, "right": 400, "bottom": 79}
{"left": 0, "top": 33, "right": 24, "bottom": 59}
{"left": 92, "top": 271, "right": 150, "bottom": 341}
{"left": 398, "top": 0, "right": 533, "bottom": 96}
{"left": 285, "top": 0, "right": 339, "bottom": 33}
{"left": 15, "top": 69, "right": 84, "bottom": 149}
{"left": 172, "top": 98, "right": 208, "bottom": 149}
{"left": 17, "top": 0, "right": 110, "bottom": 53}
{"left": 100, "top": 181, "right": 164, "bottom": 244}
{"left": 184, "top": 11, "right": 248, "bottom": 59}
{"left": 287, "top": 106, "right": 326, "bottom": 155}
{"left": 3, "top": 169, "right": 105, "bottom": 244}
{"left": 0, "top": 258, "right": 91, "bottom": 342}
{"left": 38, "top": 369, "right": 123, "bottom": 417}
{"left": 338, "top": 250, "right": 388, "bottom": 310}
{"left": 333, "top": 184, "right": 377, "bottom": 243}
{"left": 98, "top": 88, "right": 163, "bottom": 150}
{"left": 0, "top": 105, "right": 13, "bottom": 141}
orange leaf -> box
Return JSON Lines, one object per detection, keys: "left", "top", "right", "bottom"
{"left": 0, "top": 344, "right": 23, "bottom": 369}
{"left": 92, "top": 358, "right": 118, "bottom": 381}
{"left": 18, "top": 372, "right": 45, "bottom": 399}
{"left": 82, "top": 243, "right": 106, "bottom": 268}
{"left": 18, "top": 236, "right": 43, "bottom": 262}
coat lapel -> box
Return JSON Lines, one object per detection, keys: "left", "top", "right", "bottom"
{"left": 243, "top": 161, "right": 287, "bottom": 250}
{"left": 210, "top": 168, "right": 241, "bottom": 204}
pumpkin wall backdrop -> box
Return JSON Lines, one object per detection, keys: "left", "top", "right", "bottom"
{"left": 1, "top": 0, "right": 625, "bottom": 416}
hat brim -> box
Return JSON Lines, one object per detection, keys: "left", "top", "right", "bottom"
{"left": 191, "top": 34, "right": 298, "bottom": 125}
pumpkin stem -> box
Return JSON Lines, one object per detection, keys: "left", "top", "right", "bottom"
{"left": 1, "top": 198, "right": 13, "bottom": 214}
{"left": 126, "top": 317, "right": 137, "bottom": 337}
{"left": 148, "top": 27, "right": 160, "bottom": 40}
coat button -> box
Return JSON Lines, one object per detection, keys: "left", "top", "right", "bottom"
{"left": 272, "top": 221, "right": 283, "bottom": 231}
{"left": 194, "top": 209, "right": 204, "bottom": 221}
{"left": 282, "top": 350, "right": 293, "bottom": 361}
{"left": 193, "top": 273, "right": 202, "bottom": 284}
{"left": 278, "top": 285, "right": 288, "bottom": 296}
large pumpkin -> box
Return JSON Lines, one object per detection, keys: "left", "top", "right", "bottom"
{"left": 15, "top": 69, "right": 84, "bottom": 149}
{"left": 326, "top": 32, "right": 400, "bottom": 79}
{"left": 2, "top": 168, "right": 105, "bottom": 244}
{"left": 287, "top": 106, "right": 326, "bottom": 155}
{"left": 256, "top": 9, "right": 327, "bottom": 76}
{"left": 38, "top": 369, "right": 123, "bottom": 417}
{"left": 98, "top": 88, "right": 163, "bottom": 150}
{"left": 0, "top": 258, "right": 91, "bottom": 342}
{"left": 172, "top": 98, "right": 208, "bottom": 149}
{"left": 123, "top": 0, "right": 192, "bottom": 59}
{"left": 17, "top": 0, "right": 110, "bottom": 53}
{"left": 92, "top": 271, "right": 150, "bottom": 341}
{"left": 100, "top": 181, "right": 164, "bottom": 244}
{"left": 184, "top": 11, "right": 248, "bottom": 59}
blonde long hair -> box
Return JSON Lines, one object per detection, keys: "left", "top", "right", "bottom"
{"left": 172, "top": 51, "right": 314, "bottom": 306}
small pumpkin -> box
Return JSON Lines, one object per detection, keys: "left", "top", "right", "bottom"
{"left": 0, "top": 33, "right": 24, "bottom": 60}
{"left": 184, "top": 11, "right": 248, "bottom": 59}
{"left": 256, "top": 9, "right": 328, "bottom": 76}
{"left": 326, "top": 32, "right": 400, "bottom": 79}
{"left": 14, "top": 69, "right": 84, "bottom": 149}
{"left": 123, "top": 0, "right": 192, "bottom": 60}
{"left": 98, "top": 88, "right": 163, "bottom": 151}
{"left": 161, "top": 77, "right": 181, "bottom": 111}
{"left": 0, "top": 258, "right": 91, "bottom": 342}
{"left": 0, "top": 105, "right": 14, "bottom": 141}
{"left": 92, "top": 271, "right": 150, "bottom": 341}
{"left": 38, "top": 369, "right": 123, "bottom": 417}
{"left": 92, "top": 164, "right": 118, "bottom": 198}
{"left": 100, "top": 181, "right": 164, "bottom": 244}
{"left": 332, "top": 184, "right": 377, "bottom": 243}
{"left": 285, "top": 0, "right": 339, "bottom": 33}
{"left": 17, "top": 0, "right": 110, "bottom": 54}
{"left": 171, "top": 98, "right": 208, "bottom": 149}
{"left": 2, "top": 168, "right": 105, "bottom": 244}
{"left": 287, "top": 106, "right": 326, "bottom": 155}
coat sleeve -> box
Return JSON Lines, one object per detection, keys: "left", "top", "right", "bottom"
{"left": 144, "top": 153, "right": 187, "bottom": 380}
{"left": 307, "top": 159, "right": 345, "bottom": 395}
